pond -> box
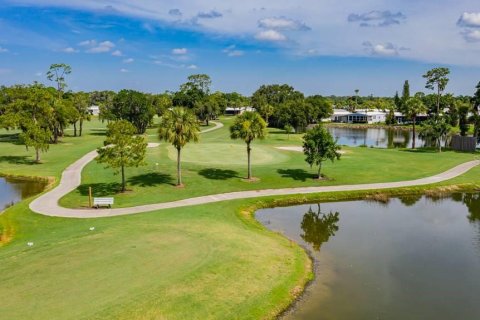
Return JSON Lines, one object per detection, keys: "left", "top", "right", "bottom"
{"left": 327, "top": 126, "right": 424, "bottom": 148}
{"left": 0, "top": 177, "right": 46, "bottom": 212}
{"left": 256, "top": 194, "right": 480, "bottom": 319}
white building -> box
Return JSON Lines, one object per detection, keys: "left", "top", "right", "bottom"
{"left": 224, "top": 106, "right": 255, "bottom": 116}
{"left": 88, "top": 105, "right": 100, "bottom": 116}
{"left": 330, "top": 109, "right": 403, "bottom": 124}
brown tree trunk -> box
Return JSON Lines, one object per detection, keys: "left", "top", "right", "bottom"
{"left": 317, "top": 162, "right": 322, "bottom": 179}
{"left": 121, "top": 165, "right": 126, "bottom": 192}
{"left": 247, "top": 142, "right": 252, "bottom": 179}
{"left": 79, "top": 119, "right": 83, "bottom": 137}
{"left": 35, "top": 148, "right": 40, "bottom": 163}
{"left": 73, "top": 122, "right": 77, "bottom": 137}
{"left": 412, "top": 116, "right": 416, "bottom": 149}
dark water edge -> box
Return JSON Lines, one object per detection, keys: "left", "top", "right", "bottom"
{"left": 257, "top": 194, "right": 480, "bottom": 320}
{"left": 0, "top": 176, "right": 46, "bottom": 212}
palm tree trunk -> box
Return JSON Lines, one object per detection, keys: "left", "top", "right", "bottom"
{"left": 247, "top": 142, "right": 252, "bottom": 180}
{"left": 177, "top": 147, "right": 182, "bottom": 186}
{"left": 412, "top": 116, "right": 416, "bottom": 149}
{"left": 121, "top": 165, "right": 126, "bottom": 192}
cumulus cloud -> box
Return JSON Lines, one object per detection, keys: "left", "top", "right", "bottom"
{"left": 123, "top": 58, "right": 134, "bottom": 63}
{"left": 187, "top": 64, "right": 198, "bottom": 69}
{"left": 258, "top": 17, "right": 310, "bottom": 31}
{"left": 78, "top": 39, "right": 96, "bottom": 46}
{"left": 62, "top": 47, "right": 77, "bottom": 53}
{"left": 172, "top": 48, "right": 188, "bottom": 55}
{"left": 86, "top": 40, "right": 115, "bottom": 53}
{"left": 169, "top": 9, "right": 182, "bottom": 16}
{"left": 197, "top": 10, "right": 222, "bottom": 19}
{"left": 255, "top": 29, "right": 287, "bottom": 42}
{"left": 0, "top": 46, "right": 8, "bottom": 53}
{"left": 461, "top": 29, "right": 480, "bottom": 42}
{"left": 223, "top": 45, "right": 244, "bottom": 57}
{"left": 362, "top": 41, "right": 405, "bottom": 56}
{"left": 348, "top": 10, "right": 406, "bottom": 27}
{"left": 111, "top": 50, "right": 122, "bottom": 56}
{"left": 457, "top": 12, "right": 480, "bottom": 28}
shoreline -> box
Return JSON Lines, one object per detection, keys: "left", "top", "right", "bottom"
{"left": 324, "top": 122, "right": 413, "bottom": 131}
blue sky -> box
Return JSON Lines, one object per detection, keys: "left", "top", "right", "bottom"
{"left": 0, "top": 1, "right": 479, "bottom": 96}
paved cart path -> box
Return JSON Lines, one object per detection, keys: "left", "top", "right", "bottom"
{"left": 29, "top": 121, "right": 479, "bottom": 218}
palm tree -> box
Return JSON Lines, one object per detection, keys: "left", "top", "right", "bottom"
{"left": 158, "top": 107, "right": 200, "bottom": 186}
{"left": 405, "top": 96, "right": 427, "bottom": 149}
{"left": 230, "top": 111, "right": 267, "bottom": 180}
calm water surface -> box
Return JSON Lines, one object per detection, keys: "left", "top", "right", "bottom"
{"left": 327, "top": 127, "right": 424, "bottom": 148}
{"left": 0, "top": 177, "right": 46, "bottom": 211}
{"left": 256, "top": 194, "right": 480, "bottom": 320}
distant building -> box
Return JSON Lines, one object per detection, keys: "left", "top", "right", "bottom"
{"left": 329, "top": 109, "right": 408, "bottom": 124}
{"left": 88, "top": 105, "right": 100, "bottom": 116}
{"left": 224, "top": 106, "right": 255, "bottom": 116}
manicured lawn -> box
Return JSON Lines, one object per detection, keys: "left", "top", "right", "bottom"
{"left": 58, "top": 117, "right": 477, "bottom": 208}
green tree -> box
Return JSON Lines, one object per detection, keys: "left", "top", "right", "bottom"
{"left": 423, "top": 67, "right": 450, "bottom": 114}
{"left": 419, "top": 116, "right": 451, "bottom": 152}
{"left": 230, "top": 111, "right": 267, "bottom": 180}
{"left": 405, "top": 96, "right": 427, "bottom": 149}
{"left": 96, "top": 120, "right": 147, "bottom": 192}
{"left": 472, "top": 82, "right": 480, "bottom": 140}
{"left": 457, "top": 101, "right": 470, "bottom": 136}
{"left": 46, "top": 63, "right": 72, "bottom": 95}
{"left": 19, "top": 119, "right": 51, "bottom": 163}
{"left": 401, "top": 80, "right": 410, "bottom": 106}
{"left": 303, "top": 125, "right": 341, "bottom": 179}
{"left": 305, "top": 95, "right": 333, "bottom": 123}
{"left": 284, "top": 123, "right": 295, "bottom": 139}
{"left": 394, "top": 91, "right": 401, "bottom": 110}
{"left": 111, "top": 90, "right": 154, "bottom": 134}
{"left": 158, "top": 108, "right": 200, "bottom": 186}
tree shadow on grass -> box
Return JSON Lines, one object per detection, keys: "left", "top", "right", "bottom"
{"left": 198, "top": 168, "right": 240, "bottom": 180}
{"left": 128, "top": 172, "right": 175, "bottom": 187}
{"left": 277, "top": 169, "right": 316, "bottom": 182}
{"left": 78, "top": 183, "right": 122, "bottom": 197}
{"left": 399, "top": 148, "right": 438, "bottom": 153}
{"left": 0, "top": 155, "right": 36, "bottom": 165}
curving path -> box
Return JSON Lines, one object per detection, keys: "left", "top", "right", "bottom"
{"left": 29, "top": 121, "right": 479, "bottom": 218}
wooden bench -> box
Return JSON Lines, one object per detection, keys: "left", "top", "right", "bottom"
{"left": 93, "top": 197, "right": 114, "bottom": 208}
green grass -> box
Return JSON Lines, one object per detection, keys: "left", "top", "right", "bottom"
{"left": 1, "top": 115, "right": 480, "bottom": 319}
{"left": 59, "top": 118, "right": 477, "bottom": 208}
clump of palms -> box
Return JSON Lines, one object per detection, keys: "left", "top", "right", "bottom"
{"left": 158, "top": 107, "right": 200, "bottom": 186}
{"left": 230, "top": 111, "right": 267, "bottom": 180}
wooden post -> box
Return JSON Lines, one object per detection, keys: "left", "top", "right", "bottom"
{"left": 88, "top": 186, "right": 92, "bottom": 208}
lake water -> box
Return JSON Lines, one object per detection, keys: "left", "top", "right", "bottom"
{"left": 0, "top": 177, "right": 46, "bottom": 212}
{"left": 256, "top": 194, "right": 480, "bottom": 320}
{"left": 327, "top": 127, "right": 424, "bottom": 148}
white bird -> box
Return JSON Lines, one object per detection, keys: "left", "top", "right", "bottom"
{"left": 27, "top": 242, "right": 34, "bottom": 247}
{"left": 89, "top": 227, "right": 95, "bottom": 231}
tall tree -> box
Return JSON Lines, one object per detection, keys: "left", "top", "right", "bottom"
{"left": 472, "top": 82, "right": 480, "bottom": 140}
{"left": 46, "top": 63, "right": 71, "bottom": 95}
{"left": 303, "top": 125, "right": 341, "bottom": 179}
{"left": 305, "top": 95, "right": 333, "bottom": 123}
{"left": 405, "top": 96, "right": 427, "bottom": 149}
{"left": 111, "top": 89, "right": 155, "bottom": 134}
{"left": 158, "top": 108, "right": 200, "bottom": 186}
{"left": 95, "top": 120, "right": 147, "bottom": 192}
{"left": 402, "top": 80, "right": 410, "bottom": 101}
{"left": 457, "top": 101, "right": 470, "bottom": 136}
{"left": 71, "top": 92, "right": 91, "bottom": 137}
{"left": 230, "top": 111, "right": 267, "bottom": 180}
{"left": 394, "top": 91, "right": 401, "bottom": 110}
{"left": 423, "top": 67, "right": 450, "bottom": 114}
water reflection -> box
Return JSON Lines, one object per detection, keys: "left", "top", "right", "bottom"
{"left": 300, "top": 204, "right": 339, "bottom": 252}
{"left": 328, "top": 127, "right": 422, "bottom": 148}
{"left": 0, "top": 177, "right": 46, "bottom": 211}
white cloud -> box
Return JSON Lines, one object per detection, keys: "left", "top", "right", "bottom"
{"left": 120, "top": 68, "right": 129, "bottom": 73}
{"left": 62, "top": 47, "right": 77, "bottom": 53}
{"left": 0, "top": 46, "right": 8, "bottom": 53}
{"left": 348, "top": 11, "right": 406, "bottom": 27}
{"left": 172, "top": 48, "right": 188, "bottom": 55}
{"left": 362, "top": 42, "right": 407, "bottom": 56}
{"left": 187, "top": 64, "right": 198, "bottom": 69}
{"left": 111, "top": 50, "right": 122, "bottom": 56}
{"left": 223, "top": 45, "right": 244, "bottom": 57}
{"left": 255, "top": 29, "right": 287, "bottom": 42}
{"left": 81, "top": 40, "right": 115, "bottom": 53}
{"left": 78, "top": 39, "right": 96, "bottom": 46}
{"left": 123, "top": 58, "right": 134, "bottom": 63}
{"left": 462, "top": 29, "right": 480, "bottom": 42}
{"left": 457, "top": 12, "right": 480, "bottom": 28}
{"left": 258, "top": 17, "right": 310, "bottom": 31}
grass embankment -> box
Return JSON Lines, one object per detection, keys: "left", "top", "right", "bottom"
{"left": 1, "top": 116, "right": 479, "bottom": 319}
{"left": 60, "top": 116, "right": 477, "bottom": 208}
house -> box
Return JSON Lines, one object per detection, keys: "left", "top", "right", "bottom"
{"left": 88, "top": 105, "right": 100, "bottom": 116}
{"left": 224, "top": 106, "right": 255, "bottom": 116}
{"left": 330, "top": 109, "right": 388, "bottom": 124}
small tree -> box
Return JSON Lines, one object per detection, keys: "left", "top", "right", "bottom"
{"left": 158, "top": 108, "right": 200, "bottom": 186}
{"left": 284, "top": 123, "right": 295, "bottom": 139}
{"left": 230, "top": 111, "right": 267, "bottom": 180}
{"left": 19, "top": 120, "right": 51, "bottom": 163}
{"left": 303, "top": 125, "right": 341, "bottom": 179}
{"left": 419, "top": 116, "right": 450, "bottom": 152}
{"left": 405, "top": 96, "right": 427, "bottom": 149}
{"left": 96, "top": 120, "right": 147, "bottom": 192}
